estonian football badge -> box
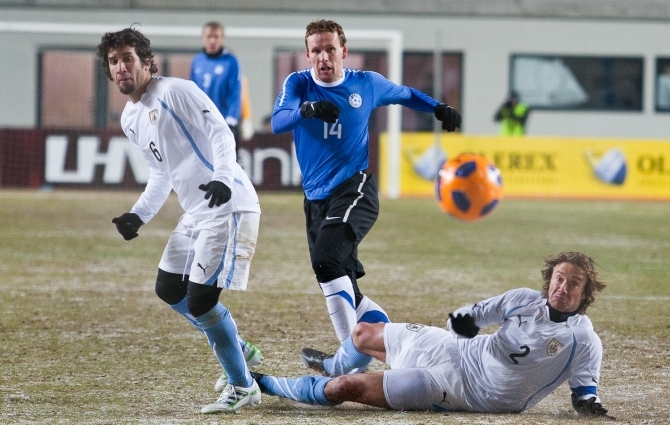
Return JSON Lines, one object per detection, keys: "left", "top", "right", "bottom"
{"left": 348, "top": 93, "right": 362, "bottom": 108}
{"left": 149, "top": 109, "right": 159, "bottom": 127}
{"left": 546, "top": 338, "right": 565, "bottom": 356}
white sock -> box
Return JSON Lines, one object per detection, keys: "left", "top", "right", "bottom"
{"left": 356, "top": 295, "right": 391, "bottom": 324}
{"left": 320, "top": 276, "right": 357, "bottom": 342}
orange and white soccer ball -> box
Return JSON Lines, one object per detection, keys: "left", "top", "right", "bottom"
{"left": 435, "top": 153, "right": 503, "bottom": 221}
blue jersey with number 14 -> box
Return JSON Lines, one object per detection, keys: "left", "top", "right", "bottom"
{"left": 272, "top": 68, "right": 439, "bottom": 200}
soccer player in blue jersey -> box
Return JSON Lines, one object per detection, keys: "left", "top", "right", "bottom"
{"left": 191, "top": 21, "right": 243, "bottom": 151}
{"left": 252, "top": 252, "right": 611, "bottom": 417}
{"left": 272, "top": 19, "right": 462, "bottom": 358}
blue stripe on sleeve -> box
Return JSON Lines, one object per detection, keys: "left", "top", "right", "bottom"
{"left": 158, "top": 98, "right": 214, "bottom": 171}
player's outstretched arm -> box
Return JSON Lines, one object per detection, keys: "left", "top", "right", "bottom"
{"left": 571, "top": 393, "right": 611, "bottom": 417}
{"left": 111, "top": 212, "right": 143, "bottom": 241}
{"left": 434, "top": 103, "right": 461, "bottom": 132}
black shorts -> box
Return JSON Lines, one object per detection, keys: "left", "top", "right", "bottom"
{"left": 304, "top": 172, "right": 380, "bottom": 276}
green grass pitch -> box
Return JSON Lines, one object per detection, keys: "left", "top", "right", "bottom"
{"left": 1, "top": 190, "right": 668, "bottom": 424}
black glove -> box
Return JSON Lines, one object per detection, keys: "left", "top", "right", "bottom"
{"left": 571, "top": 393, "right": 609, "bottom": 417}
{"left": 300, "top": 100, "right": 340, "bottom": 123}
{"left": 199, "top": 180, "right": 232, "bottom": 208}
{"left": 111, "top": 212, "right": 143, "bottom": 241}
{"left": 448, "top": 313, "right": 479, "bottom": 338}
{"left": 434, "top": 103, "right": 461, "bottom": 132}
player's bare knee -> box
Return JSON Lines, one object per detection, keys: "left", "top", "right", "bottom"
{"left": 323, "top": 376, "right": 358, "bottom": 403}
{"left": 351, "top": 322, "right": 368, "bottom": 346}
{"left": 352, "top": 322, "right": 381, "bottom": 349}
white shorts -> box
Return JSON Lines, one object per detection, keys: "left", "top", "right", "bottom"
{"left": 382, "top": 323, "right": 469, "bottom": 412}
{"left": 158, "top": 211, "right": 260, "bottom": 289}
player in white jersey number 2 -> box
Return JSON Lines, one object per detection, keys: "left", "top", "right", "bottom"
{"left": 252, "top": 252, "right": 612, "bottom": 418}
{"left": 97, "top": 27, "right": 262, "bottom": 414}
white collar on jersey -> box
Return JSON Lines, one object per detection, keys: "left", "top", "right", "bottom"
{"left": 310, "top": 68, "right": 345, "bottom": 87}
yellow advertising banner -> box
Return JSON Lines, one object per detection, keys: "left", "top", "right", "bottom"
{"left": 379, "top": 133, "right": 670, "bottom": 200}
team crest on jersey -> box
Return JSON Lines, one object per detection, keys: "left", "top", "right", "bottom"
{"left": 149, "top": 109, "right": 159, "bottom": 127}
{"left": 214, "top": 64, "right": 224, "bottom": 75}
{"left": 406, "top": 323, "right": 425, "bottom": 332}
{"left": 547, "top": 338, "right": 565, "bottom": 356}
{"left": 348, "top": 93, "right": 362, "bottom": 108}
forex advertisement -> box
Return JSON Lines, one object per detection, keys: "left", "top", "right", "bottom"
{"left": 380, "top": 134, "right": 670, "bottom": 200}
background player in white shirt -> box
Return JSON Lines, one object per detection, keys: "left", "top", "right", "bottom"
{"left": 96, "top": 27, "right": 261, "bottom": 414}
{"left": 252, "top": 251, "right": 611, "bottom": 417}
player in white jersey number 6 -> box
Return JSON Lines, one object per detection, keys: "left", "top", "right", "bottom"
{"left": 97, "top": 27, "right": 262, "bottom": 415}
{"left": 252, "top": 252, "right": 611, "bottom": 417}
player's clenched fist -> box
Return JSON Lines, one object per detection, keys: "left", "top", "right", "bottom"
{"left": 112, "top": 212, "right": 143, "bottom": 241}
{"left": 434, "top": 103, "right": 461, "bottom": 132}
{"left": 448, "top": 312, "right": 480, "bottom": 338}
{"left": 300, "top": 100, "right": 340, "bottom": 123}
{"left": 199, "top": 180, "right": 232, "bottom": 208}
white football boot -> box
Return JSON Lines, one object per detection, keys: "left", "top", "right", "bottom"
{"left": 201, "top": 380, "right": 261, "bottom": 414}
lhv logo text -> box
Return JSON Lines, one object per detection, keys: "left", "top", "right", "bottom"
{"left": 45, "top": 135, "right": 148, "bottom": 184}
{"left": 44, "top": 135, "right": 302, "bottom": 187}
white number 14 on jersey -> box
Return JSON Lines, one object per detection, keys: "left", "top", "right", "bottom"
{"left": 324, "top": 121, "right": 342, "bottom": 139}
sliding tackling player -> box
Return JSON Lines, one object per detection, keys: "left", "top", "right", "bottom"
{"left": 253, "top": 252, "right": 611, "bottom": 417}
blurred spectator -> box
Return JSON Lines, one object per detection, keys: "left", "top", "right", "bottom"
{"left": 494, "top": 91, "right": 529, "bottom": 135}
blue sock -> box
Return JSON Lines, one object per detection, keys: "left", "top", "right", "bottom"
{"left": 257, "top": 375, "right": 336, "bottom": 406}
{"left": 195, "top": 303, "right": 252, "bottom": 387}
{"left": 237, "top": 335, "right": 249, "bottom": 354}
{"left": 170, "top": 299, "right": 250, "bottom": 364}
{"left": 323, "top": 336, "right": 373, "bottom": 376}
{"left": 169, "top": 298, "right": 199, "bottom": 328}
